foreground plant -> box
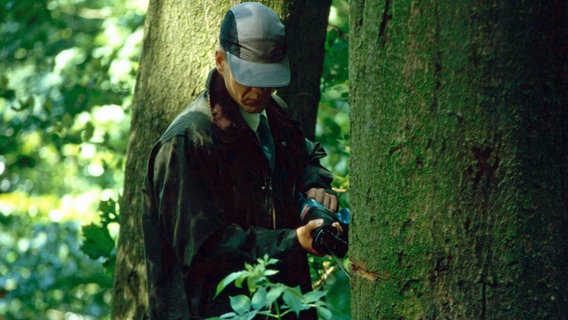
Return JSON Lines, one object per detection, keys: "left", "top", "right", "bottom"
{"left": 207, "top": 255, "right": 333, "bottom": 320}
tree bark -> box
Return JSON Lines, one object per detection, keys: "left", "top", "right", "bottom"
{"left": 277, "top": 0, "right": 331, "bottom": 140}
{"left": 350, "top": 1, "right": 567, "bottom": 319}
{"left": 111, "top": 1, "right": 331, "bottom": 318}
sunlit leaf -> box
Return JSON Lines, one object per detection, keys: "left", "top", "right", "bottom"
{"left": 263, "top": 269, "right": 278, "bottom": 277}
{"left": 82, "top": 122, "right": 95, "bottom": 142}
{"left": 98, "top": 197, "right": 120, "bottom": 224}
{"left": 214, "top": 270, "right": 246, "bottom": 298}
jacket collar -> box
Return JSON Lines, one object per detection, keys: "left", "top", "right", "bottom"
{"left": 205, "top": 69, "right": 251, "bottom": 143}
{"left": 204, "top": 69, "right": 291, "bottom": 144}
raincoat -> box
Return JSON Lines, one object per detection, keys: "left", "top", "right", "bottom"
{"left": 142, "top": 70, "right": 334, "bottom": 319}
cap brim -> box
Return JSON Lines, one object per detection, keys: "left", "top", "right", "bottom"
{"left": 226, "top": 51, "right": 290, "bottom": 88}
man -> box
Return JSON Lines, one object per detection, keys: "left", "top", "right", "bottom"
{"left": 142, "top": 2, "right": 338, "bottom": 319}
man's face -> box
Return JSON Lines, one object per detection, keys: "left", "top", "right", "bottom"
{"left": 216, "top": 50, "right": 275, "bottom": 114}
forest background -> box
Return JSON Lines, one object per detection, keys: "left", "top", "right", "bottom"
{"left": 0, "top": 0, "right": 350, "bottom": 318}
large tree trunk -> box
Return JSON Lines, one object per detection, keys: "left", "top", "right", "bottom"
{"left": 350, "top": 1, "right": 567, "bottom": 319}
{"left": 111, "top": 1, "right": 331, "bottom": 318}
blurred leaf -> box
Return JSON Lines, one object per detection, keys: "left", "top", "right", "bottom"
{"left": 282, "top": 286, "right": 309, "bottom": 316}
{"left": 266, "top": 284, "right": 285, "bottom": 306}
{"left": 302, "top": 290, "right": 327, "bottom": 304}
{"left": 323, "top": 117, "right": 342, "bottom": 138}
{"left": 0, "top": 213, "right": 112, "bottom": 319}
{"left": 229, "top": 295, "right": 251, "bottom": 315}
{"left": 81, "top": 223, "right": 114, "bottom": 260}
{"left": 250, "top": 286, "right": 267, "bottom": 310}
{"left": 215, "top": 270, "right": 247, "bottom": 299}
{"left": 82, "top": 121, "right": 95, "bottom": 141}
{"left": 103, "top": 250, "right": 117, "bottom": 275}
{"left": 98, "top": 196, "right": 120, "bottom": 224}
{"left": 317, "top": 305, "right": 333, "bottom": 320}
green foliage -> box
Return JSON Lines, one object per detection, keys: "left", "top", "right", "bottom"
{"left": 209, "top": 255, "right": 334, "bottom": 320}
{"left": 214, "top": 256, "right": 280, "bottom": 299}
{"left": 318, "top": 0, "right": 350, "bottom": 197}
{"left": 1, "top": 0, "right": 143, "bottom": 197}
{"left": 311, "top": 2, "right": 352, "bottom": 318}
{"left": 81, "top": 197, "right": 121, "bottom": 275}
{"left": 0, "top": 0, "right": 145, "bottom": 317}
{"left": 0, "top": 212, "right": 112, "bottom": 319}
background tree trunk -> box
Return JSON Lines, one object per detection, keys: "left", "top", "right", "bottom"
{"left": 111, "top": 1, "right": 331, "bottom": 318}
{"left": 276, "top": 0, "right": 331, "bottom": 140}
{"left": 350, "top": 1, "right": 567, "bottom": 319}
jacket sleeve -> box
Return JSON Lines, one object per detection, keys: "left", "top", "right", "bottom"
{"left": 142, "top": 134, "right": 305, "bottom": 318}
{"left": 302, "top": 138, "right": 335, "bottom": 192}
{"left": 271, "top": 94, "right": 334, "bottom": 193}
{"left": 143, "top": 134, "right": 222, "bottom": 318}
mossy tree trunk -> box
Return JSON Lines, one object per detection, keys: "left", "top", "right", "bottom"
{"left": 349, "top": 1, "right": 567, "bottom": 319}
{"left": 111, "top": 1, "right": 331, "bottom": 318}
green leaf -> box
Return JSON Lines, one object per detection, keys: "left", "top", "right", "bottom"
{"left": 98, "top": 197, "right": 120, "bottom": 224}
{"left": 229, "top": 295, "right": 251, "bottom": 315}
{"left": 316, "top": 305, "right": 333, "bottom": 320}
{"left": 81, "top": 121, "right": 95, "bottom": 142}
{"left": 251, "top": 286, "right": 267, "bottom": 310}
{"left": 282, "top": 287, "right": 309, "bottom": 316}
{"left": 302, "top": 290, "right": 327, "bottom": 304}
{"left": 219, "top": 312, "right": 236, "bottom": 318}
{"left": 241, "top": 311, "right": 257, "bottom": 320}
{"left": 263, "top": 269, "right": 279, "bottom": 277}
{"left": 266, "top": 285, "right": 285, "bottom": 306}
{"left": 235, "top": 271, "right": 249, "bottom": 289}
{"left": 81, "top": 223, "right": 115, "bottom": 260}
{"left": 214, "top": 271, "right": 247, "bottom": 298}
{"left": 102, "top": 249, "right": 117, "bottom": 276}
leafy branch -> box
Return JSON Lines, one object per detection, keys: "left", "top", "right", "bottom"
{"left": 207, "top": 255, "right": 333, "bottom": 320}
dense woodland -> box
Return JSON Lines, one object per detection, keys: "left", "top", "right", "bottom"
{"left": 1, "top": 0, "right": 566, "bottom": 319}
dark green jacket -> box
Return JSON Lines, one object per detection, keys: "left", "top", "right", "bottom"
{"left": 142, "top": 70, "right": 334, "bottom": 319}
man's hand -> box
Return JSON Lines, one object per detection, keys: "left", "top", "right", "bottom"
{"left": 297, "top": 189, "right": 342, "bottom": 256}
{"left": 296, "top": 219, "right": 324, "bottom": 256}
{"left": 306, "top": 188, "right": 338, "bottom": 213}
